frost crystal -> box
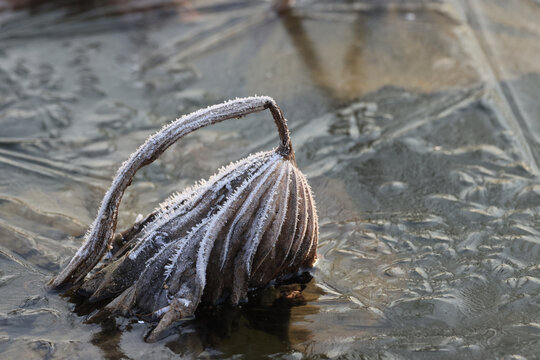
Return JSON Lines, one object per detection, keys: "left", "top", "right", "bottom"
{"left": 49, "top": 96, "right": 318, "bottom": 342}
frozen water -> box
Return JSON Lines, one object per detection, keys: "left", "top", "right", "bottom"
{"left": 0, "top": 0, "right": 539, "bottom": 358}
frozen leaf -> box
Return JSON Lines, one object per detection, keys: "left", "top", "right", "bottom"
{"left": 48, "top": 96, "right": 318, "bottom": 341}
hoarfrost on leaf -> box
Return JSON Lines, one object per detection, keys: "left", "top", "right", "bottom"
{"left": 49, "top": 96, "right": 318, "bottom": 342}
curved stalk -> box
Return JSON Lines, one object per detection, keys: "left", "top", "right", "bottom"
{"left": 50, "top": 96, "right": 294, "bottom": 288}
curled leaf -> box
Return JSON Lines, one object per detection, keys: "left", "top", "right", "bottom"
{"left": 49, "top": 96, "right": 318, "bottom": 341}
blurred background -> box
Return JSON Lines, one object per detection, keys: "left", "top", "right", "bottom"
{"left": 0, "top": 0, "right": 539, "bottom": 358}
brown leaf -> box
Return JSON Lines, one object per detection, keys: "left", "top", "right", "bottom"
{"left": 49, "top": 96, "right": 318, "bottom": 341}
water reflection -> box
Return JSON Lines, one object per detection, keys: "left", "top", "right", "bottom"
{"left": 165, "top": 277, "right": 320, "bottom": 358}
{"left": 275, "top": 5, "right": 472, "bottom": 103}
{"left": 91, "top": 318, "right": 130, "bottom": 360}
{"left": 280, "top": 11, "right": 338, "bottom": 101}
{"left": 86, "top": 275, "right": 321, "bottom": 358}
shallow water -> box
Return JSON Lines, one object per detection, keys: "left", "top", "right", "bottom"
{"left": 1, "top": 0, "right": 540, "bottom": 358}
